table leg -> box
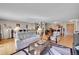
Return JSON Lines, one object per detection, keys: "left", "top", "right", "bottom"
{"left": 56, "top": 37, "right": 57, "bottom": 43}
{"left": 70, "top": 48, "right": 73, "bottom": 55}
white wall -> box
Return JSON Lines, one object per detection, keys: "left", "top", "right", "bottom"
{"left": 75, "top": 20, "right": 79, "bottom": 31}
{"left": 0, "top": 20, "right": 36, "bottom": 30}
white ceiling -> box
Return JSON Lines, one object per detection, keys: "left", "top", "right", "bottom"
{"left": 0, "top": 3, "right": 79, "bottom": 23}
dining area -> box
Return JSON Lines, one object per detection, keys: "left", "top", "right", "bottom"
{"left": 0, "top": 19, "right": 78, "bottom": 55}
{"left": 11, "top": 20, "right": 76, "bottom": 55}
{"left": 0, "top": 3, "right": 79, "bottom": 55}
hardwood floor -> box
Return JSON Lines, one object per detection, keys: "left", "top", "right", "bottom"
{"left": 0, "top": 39, "right": 16, "bottom": 55}
{"left": 0, "top": 34, "right": 74, "bottom": 55}
{"left": 58, "top": 35, "right": 73, "bottom": 48}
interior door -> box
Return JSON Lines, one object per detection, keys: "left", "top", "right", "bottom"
{"left": 66, "top": 23, "right": 74, "bottom": 34}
